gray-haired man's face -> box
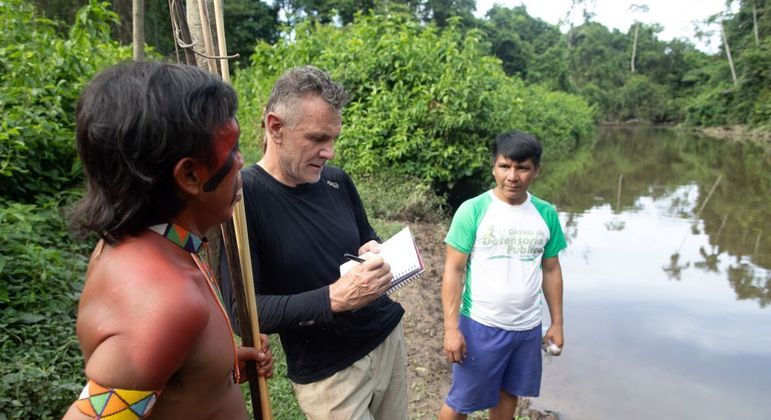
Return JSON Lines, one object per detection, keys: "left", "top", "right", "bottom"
{"left": 274, "top": 96, "right": 341, "bottom": 187}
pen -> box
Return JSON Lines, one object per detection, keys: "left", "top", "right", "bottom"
{"left": 343, "top": 253, "right": 365, "bottom": 263}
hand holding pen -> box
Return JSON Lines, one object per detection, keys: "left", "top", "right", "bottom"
{"left": 344, "top": 253, "right": 365, "bottom": 263}
{"left": 344, "top": 238, "right": 381, "bottom": 263}
{"left": 329, "top": 251, "right": 392, "bottom": 313}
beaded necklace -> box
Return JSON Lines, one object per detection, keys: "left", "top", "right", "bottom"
{"left": 147, "top": 223, "right": 240, "bottom": 384}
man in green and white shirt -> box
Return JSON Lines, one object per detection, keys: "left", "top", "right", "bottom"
{"left": 439, "top": 131, "right": 567, "bottom": 420}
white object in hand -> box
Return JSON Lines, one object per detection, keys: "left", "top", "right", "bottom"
{"left": 544, "top": 341, "right": 562, "bottom": 356}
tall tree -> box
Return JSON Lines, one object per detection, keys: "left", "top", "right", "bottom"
{"left": 721, "top": 19, "right": 739, "bottom": 85}
{"left": 132, "top": 0, "right": 144, "bottom": 60}
{"left": 223, "top": 0, "right": 279, "bottom": 66}
{"left": 482, "top": 5, "right": 569, "bottom": 90}
{"left": 628, "top": 3, "right": 649, "bottom": 73}
{"left": 752, "top": 0, "right": 760, "bottom": 45}
{"left": 419, "top": 0, "right": 475, "bottom": 27}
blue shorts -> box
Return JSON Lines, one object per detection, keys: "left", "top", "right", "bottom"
{"left": 445, "top": 316, "right": 542, "bottom": 414}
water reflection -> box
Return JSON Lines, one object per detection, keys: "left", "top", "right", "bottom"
{"left": 529, "top": 127, "right": 771, "bottom": 419}
{"left": 534, "top": 127, "right": 771, "bottom": 307}
{"left": 663, "top": 252, "right": 690, "bottom": 280}
{"left": 729, "top": 262, "right": 771, "bottom": 308}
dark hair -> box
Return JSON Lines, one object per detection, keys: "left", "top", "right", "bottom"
{"left": 492, "top": 130, "right": 543, "bottom": 166}
{"left": 264, "top": 65, "right": 350, "bottom": 126}
{"left": 71, "top": 61, "right": 238, "bottom": 242}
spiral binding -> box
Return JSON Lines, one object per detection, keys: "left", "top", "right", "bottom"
{"left": 386, "top": 272, "right": 423, "bottom": 294}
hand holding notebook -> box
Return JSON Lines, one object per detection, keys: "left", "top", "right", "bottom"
{"left": 340, "top": 226, "right": 425, "bottom": 294}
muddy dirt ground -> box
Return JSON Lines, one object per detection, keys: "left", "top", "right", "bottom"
{"left": 395, "top": 222, "right": 558, "bottom": 420}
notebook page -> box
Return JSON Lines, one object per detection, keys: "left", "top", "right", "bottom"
{"left": 379, "top": 227, "right": 422, "bottom": 280}
{"left": 339, "top": 226, "right": 424, "bottom": 290}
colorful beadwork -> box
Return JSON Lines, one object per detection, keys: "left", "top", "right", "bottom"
{"left": 75, "top": 379, "right": 160, "bottom": 419}
{"left": 147, "top": 223, "right": 204, "bottom": 253}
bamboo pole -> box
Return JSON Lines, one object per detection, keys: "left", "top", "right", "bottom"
{"left": 220, "top": 220, "right": 267, "bottom": 419}
{"left": 212, "top": 0, "right": 230, "bottom": 81}
{"left": 211, "top": 0, "right": 272, "bottom": 418}
{"left": 228, "top": 195, "right": 273, "bottom": 420}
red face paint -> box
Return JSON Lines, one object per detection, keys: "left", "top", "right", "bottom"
{"left": 211, "top": 119, "right": 239, "bottom": 170}
{"left": 201, "top": 118, "right": 240, "bottom": 192}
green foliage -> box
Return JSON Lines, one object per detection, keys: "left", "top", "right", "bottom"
{"left": 0, "top": 197, "right": 92, "bottom": 419}
{"left": 241, "top": 335, "right": 304, "bottom": 418}
{"left": 682, "top": 0, "right": 771, "bottom": 128}
{"left": 476, "top": 2, "right": 770, "bottom": 128}
{"left": 262, "top": 335, "right": 304, "bottom": 418}
{"left": 685, "top": 83, "right": 736, "bottom": 126}
{"left": 281, "top": 0, "right": 476, "bottom": 28}
{"left": 234, "top": 13, "right": 593, "bottom": 195}
{"left": 355, "top": 174, "right": 448, "bottom": 223}
{"left": 685, "top": 35, "right": 771, "bottom": 128}
{"left": 225, "top": 0, "right": 282, "bottom": 68}
{"left": 615, "top": 74, "right": 669, "bottom": 121}
{"left": 518, "top": 83, "right": 596, "bottom": 155}
{"left": 0, "top": 0, "right": 130, "bottom": 202}
{"left": 482, "top": 5, "right": 567, "bottom": 88}
{"left": 0, "top": 2, "right": 129, "bottom": 417}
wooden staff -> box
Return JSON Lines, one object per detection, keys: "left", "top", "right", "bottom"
{"left": 221, "top": 219, "right": 269, "bottom": 419}
{"left": 209, "top": 0, "right": 272, "bottom": 418}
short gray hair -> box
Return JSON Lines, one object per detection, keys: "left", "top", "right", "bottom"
{"left": 264, "top": 66, "right": 350, "bottom": 126}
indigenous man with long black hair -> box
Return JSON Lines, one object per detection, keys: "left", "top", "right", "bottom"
{"left": 64, "top": 61, "right": 273, "bottom": 419}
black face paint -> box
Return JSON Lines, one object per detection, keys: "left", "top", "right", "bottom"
{"left": 203, "top": 143, "right": 238, "bottom": 192}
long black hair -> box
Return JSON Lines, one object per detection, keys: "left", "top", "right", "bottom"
{"left": 71, "top": 61, "right": 238, "bottom": 242}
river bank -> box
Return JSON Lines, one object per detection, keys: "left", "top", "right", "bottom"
{"left": 695, "top": 124, "right": 771, "bottom": 143}
{"left": 602, "top": 121, "right": 771, "bottom": 143}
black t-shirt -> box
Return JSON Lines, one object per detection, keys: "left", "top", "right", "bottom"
{"left": 235, "top": 164, "right": 404, "bottom": 384}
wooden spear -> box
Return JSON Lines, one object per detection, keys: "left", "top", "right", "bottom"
{"left": 210, "top": 0, "right": 273, "bottom": 418}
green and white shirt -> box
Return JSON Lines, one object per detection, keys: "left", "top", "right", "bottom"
{"left": 445, "top": 191, "right": 567, "bottom": 331}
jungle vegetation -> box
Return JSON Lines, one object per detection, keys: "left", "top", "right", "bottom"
{"left": 1, "top": 0, "right": 768, "bottom": 418}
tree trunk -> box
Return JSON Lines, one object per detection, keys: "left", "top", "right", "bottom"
{"left": 752, "top": 1, "right": 760, "bottom": 46}
{"left": 132, "top": 0, "right": 144, "bottom": 61}
{"left": 185, "top": 0, "right": 217, "bottom": 72}
{"left": 721, "top": 20, "right": 738, "bottom": 86}
{"left": 631, "top": 22, "right": 639, "bottom": 73}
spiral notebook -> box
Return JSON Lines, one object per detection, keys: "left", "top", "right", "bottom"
{"left": 340, "top": 226, "right": 425, "bottom": 294}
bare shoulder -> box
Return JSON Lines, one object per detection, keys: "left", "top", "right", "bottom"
{"left": 77, "top": 234, "right": 210, "bottom": 389}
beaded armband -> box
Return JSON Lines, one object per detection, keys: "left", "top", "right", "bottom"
{"left": 75, "top": 379, "right": 162, "bottom": 419}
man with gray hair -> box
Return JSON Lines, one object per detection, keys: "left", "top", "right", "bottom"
{"left": 237, "top": 66, "right": 408, "bottom": 419}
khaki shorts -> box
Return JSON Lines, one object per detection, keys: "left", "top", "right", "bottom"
{"left": 292, "top": 322, "right": 408, "bottom": 420}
